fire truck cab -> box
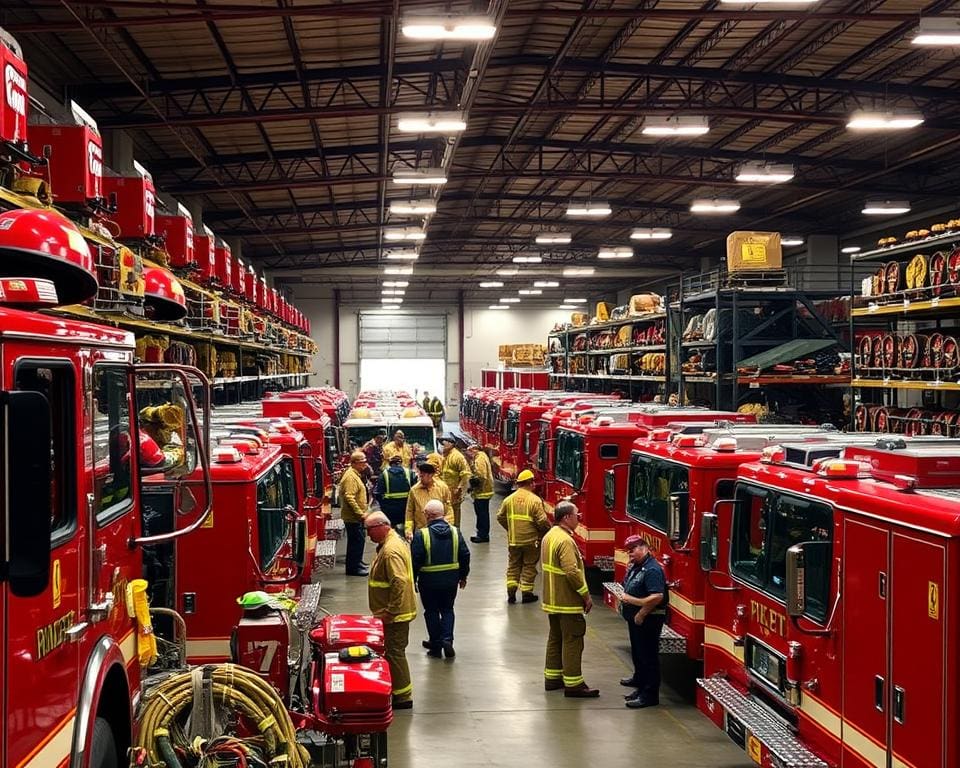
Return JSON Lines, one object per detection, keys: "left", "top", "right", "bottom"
{"left": 696, "top": 439, "right": 960, "bottom": 768}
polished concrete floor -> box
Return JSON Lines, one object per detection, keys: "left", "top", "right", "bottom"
{"left": 323, "top": 494, "right": 751, "bottom": 768}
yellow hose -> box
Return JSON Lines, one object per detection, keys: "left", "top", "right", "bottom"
{"left": 136, "top": 664, "right": 309, "bottom": 768}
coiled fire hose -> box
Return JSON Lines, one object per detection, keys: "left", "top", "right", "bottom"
{"left": 136, "top": 664, "right": 309, "bottom": 768}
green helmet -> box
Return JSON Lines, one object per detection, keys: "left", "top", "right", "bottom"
{"left": 236, "top": 590, "right": 273, "bottom": 609}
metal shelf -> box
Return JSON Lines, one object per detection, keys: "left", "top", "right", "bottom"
{"left": 852, "top": 294, "right": 960, "bottom": 318}
{"left": 738, "top": 374, "right": 850, "bottom": 387}
{"left": 212, "top": 372, "right": 311, "bottom": 386}
{"left": 853, "top": 230, "right": 960, "bottom": 262}
{"left": 852, "top": 377, "right": 960, "bottom": 391}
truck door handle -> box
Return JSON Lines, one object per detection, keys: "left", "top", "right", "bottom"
{"left": 874, "top": 676, "right": 884, "bottom": 712}
{"left": 66, "top": 622, "right": 90, "bottom": 643}
{"left": 893, "top": 685, "right": 905, "bottom": 724}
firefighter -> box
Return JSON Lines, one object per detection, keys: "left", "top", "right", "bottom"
{"left": 496, "top": 469, "right": 551, "bottom": 603}
{"left": 383, "top": 429, "right": 413, "bottom": 468}
{"left": 618, "top": 535, "right": 667, "bottom": 708}
{"left": 466, "top": 443, "right": 494, "bottom": 543}
{"left": 422, "top": 391, "right": 432, "bottom": 415}
{"left": 376, "top": 454, "right": 413, "bottom": 534}
{"left": 439, "top": 435, "right": 472, "bottom": 527}
{"left": 365, "top": 511, "right": 416, "bottom": 710}
{"left": 405, "top": 461, "right": 454, "bottom": 539}
{"left": 411, "top": 499, "right": 470, "bottom": 658}
{"left": 338, "top": 451, "right": 370, "bottom": 576}
{"left": 428, "top": 394, "right": 444, "bottom": 429}
{"left": 541, "top": 501, "right": 598, "bottom": 698}
{"left": 362, "top": 430, "right": 387, "bottom": 476}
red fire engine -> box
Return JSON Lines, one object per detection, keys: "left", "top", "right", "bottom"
{"left": 696, "top": 438, "right": 960, "bottom": 768}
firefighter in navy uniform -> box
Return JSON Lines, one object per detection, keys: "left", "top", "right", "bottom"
{"left": 618, "top": 535, "right": 668, "bottom": 708}
{"left": 376, "top": 453, "right": 413, "bottom": 534}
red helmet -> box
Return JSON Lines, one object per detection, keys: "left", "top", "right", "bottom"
{"left": 0, "top": 208, "right": 98, "bottom": 304}
{"left": 138, "top": 432, "right": 165, "bottom": 467}
{"left": 143, "top": 265, "right": 187, "bottom": 321}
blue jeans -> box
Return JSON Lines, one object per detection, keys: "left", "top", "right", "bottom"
{"left": 473, "top": 497, "right": 490, "bottom": 539}
{"left": 344, "top": 521, "right": 365, "bottom": 573}
{"left": 419, "top": 584, "right": 458, "bottom": 648}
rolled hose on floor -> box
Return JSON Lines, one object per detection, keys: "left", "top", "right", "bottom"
{"left": 136, "top": 664, "right": 309, "bottom": 768}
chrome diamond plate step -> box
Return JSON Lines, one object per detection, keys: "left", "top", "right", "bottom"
{"left": 293, "top": 582, "right": 322, "bottom": 631}
{"left": 602, "top": 582, "right": 686, "bottom": 655}
{"left": 697, "top": 677, "right": 827, "bottom": 768}
{"left": 314, "top": 539, "right": 337, "bottom": 572}
{"left": 324, "top": 518, "right": 344, "bottom": 540}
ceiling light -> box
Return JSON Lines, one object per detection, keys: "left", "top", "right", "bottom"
{"left": 847, "top": 111, "right": 925, "bottom": 131}
{"left": 862, "top": 200, "right": 911, "bottom": 215}
{"left": 564, "top": 298, "right": 588, "bottom": 303}
{"left": 499, "top": 297, "right": 521, "bottom": 303}
{"left": 534, "top": 281, "right": 559, "bottom": 288}
{"left": 519, "top": 289, "right": 542, "bottom": 295}
{"left": 690, "top": 198, "right": 741, "bottom": 214}
{"left": 389, "top": 199, "right": 437, "bottom": 215}
{"left": 383, "top": 280, "right": 409, "bottom": 288}
{"left": 566, "top": 202, "right": 611, "bottom": 217}
{"left": 558, "top": 305, "right": 579, "bottom": 311}
{"left": 841, "top": 246, "right": 862, "bottom": 254}
{"left": 396, "top": 111, "right": 467, "bottom": 134}
{"left": 392, "top": 168, "right": 447, "bottom": 186}
{"left": 479, "top": 281, "right": 504, "bottom": 288}
{"left": 563, "top": 267, "right": 595, "bottom": 277}
{"left": 381, "top": 289, "right": 406, "bottom": 296}
{"left": 641, "top": 116, "right": 710, "bottom": 137}
{"left": 381, "top": 297, "right": 404, "bottom": 304}
{"left": 912, "top": 17, "right": 960, "bottom": 45}
{"left": 496, "top": 267, "right": 519, "bottom": 276}
{"left": 384, "top": 266, "right": 414, "bottom": 275}
{"left": 597, "top": 247, "right": 633, "bottom": 260}
{"left": 401, "top": 14, "right": 497, "bottom": 41}
{"left": 535, "top": 233, "right": 572, "bottom": 245}
{"left": 513, "top": 256, "right": 542, "bottom": 264}
{"left": 735, "top": 162, "right": 795, "bottom": 183}
{"left": 385, "top": 249, "right": 420, "bottom": 260}
{"left": 781, "top": 237, "right": 805, "bottom": 247}
{"left": 383, "top": 227, "right": 426, "bottom": 241}
{"left": 630, "top": 228, "right": 672, "bottom": 240}
{"left": 488, "top": 304, "right": 510, "bottom": 310}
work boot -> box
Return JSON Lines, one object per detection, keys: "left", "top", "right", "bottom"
{"left": 507, "top": 590, "right": 517, "bottom": 604}
{"left": 442, "top": 643, "right": 456, "bottom": 658}
{"left": 426, "top": 648, "right": 442, "bottom": 658}
{"left": 521, "top": 593, "right": 539, "bottom": 604}
{"left": 392, "top": 699, "right": 413, "bottom": 710}
{"left": 625, "top": 697, "right": 658, "bottom": 709}
{"left": 620, "top": 677, "right": 640, "bottom": 687}
{"left": 564, "top": 683, "right": 600, "bottom": 698}
{"left": 544, "top": 679, "right": 563, "bottom": 691}
{"left": 470, "top": 536, "right": 489, "bottom": 544}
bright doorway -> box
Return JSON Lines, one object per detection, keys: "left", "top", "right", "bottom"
{"left": 358, "top": 312, "right": 447, "bottom": 403}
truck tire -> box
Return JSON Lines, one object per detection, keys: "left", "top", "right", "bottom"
{"left": 91, "top": 717, "right": 118, "bottom": 768}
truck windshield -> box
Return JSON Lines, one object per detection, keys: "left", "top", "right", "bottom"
{"left": 257, "top": 458, "right": 298, "bottom": 570}
{"left": 346, "top": 426, "right": 385, "bottom": 449}
{"left": 627, "top": 455, "right": 690, "bottom": 534}
{"left": 503, "top": 412, "right": 519, "bottom": 446}
{"left": 394, "top": 426, "right": 434, "bottom": 451}
{"left": 730, "top": 483, "right": 833, "bottom": 623}
{"left": 555, "top": 430, "right": 585, "bottom": 489}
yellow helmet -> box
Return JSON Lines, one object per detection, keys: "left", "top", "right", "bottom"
{"left": 517, "top": 469, "right": 535, "bottom": 483}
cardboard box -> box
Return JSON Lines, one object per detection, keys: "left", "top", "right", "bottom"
{"left": 726, "top": 231, "right": 783, "bottom": 272}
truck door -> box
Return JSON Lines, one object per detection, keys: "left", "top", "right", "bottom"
{"left": 890, "top": 533, "right": 946, "bottom": 768}
{"left": 5, "top": 358, "right": 81, "bottom": 767}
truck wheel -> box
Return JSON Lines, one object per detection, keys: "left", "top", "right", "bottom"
{"left": 91, "top": 717, "right": 118, "bottom": 768}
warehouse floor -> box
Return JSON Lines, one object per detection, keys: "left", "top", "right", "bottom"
{"left": 323, "top": 493, "right": 750, "bottom": 768}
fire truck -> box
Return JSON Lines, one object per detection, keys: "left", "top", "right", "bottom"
{"left": 695, "top": 439, "right": 960, "bottom": 768}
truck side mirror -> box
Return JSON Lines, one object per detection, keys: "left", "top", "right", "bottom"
{"left": 786, "top": 544, "right": 806, "bottom": 617}
{"left": 4, "top": 391, "right": 52, "bottom": 597}
{"left": 603, "top": 469, "right": 615, "bottom": 510}
{"left": 699, "top": 512, "right": 718, "bottom": 572}
{"left": 294, "top": 517, "right": 308, "bottom": 568}
{"left": 667, "top": 493, "right": 684, "bottom": 541}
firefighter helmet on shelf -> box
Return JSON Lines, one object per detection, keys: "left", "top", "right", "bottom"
{"left": 143, "top": 265, "right": 187, "bottom": 321}
{"left": 0, "top": 208, "right": 98, "bottom": 304}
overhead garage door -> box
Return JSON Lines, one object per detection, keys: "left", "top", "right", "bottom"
{"left": 358, "top": 313, "right": 447, "bottom": 398}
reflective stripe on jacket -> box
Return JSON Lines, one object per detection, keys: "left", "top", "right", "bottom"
{"left": 380, "top": 466, "right": 413, "bottom": 499}
{"left": 411, "top": 520, "right": 471, "bottom": 587}
{"left": 496, "top": 487, "right": 550, "bottom": 546}
{"left": 368, "top": 529, "right": 417, "bottom": 623}
{"left": 541, "top": 525, "right": 589, "bottom": 614}
{"left": 421, "top": 526, "right": 459, "bottom": 572}
{"left": 471, "top": 450, "right": 494, "bottom": 499}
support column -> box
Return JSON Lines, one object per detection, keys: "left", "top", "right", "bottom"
{"left": 458, "top": 290, "right": 465, "bottom": 409}
{"left": 805, "top": 235, "right": 840, "bottom": 290}
{"left": 103, "top": 129, "right": 135, "bottom": 173}
{"left": 333, "top": 288, "right": 342, "bottom": 389}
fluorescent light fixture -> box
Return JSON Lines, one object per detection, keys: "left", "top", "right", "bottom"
{"left": 383, "top": 280, "right": 409, "bottom": 288}
{"left": 499, "top": 297, "right": 521, "bottom": 303}
{"left": 384, "top": 266, "right": 414, "bottom": 275}
{"left": 513, "top": 255, "right": 542, "bottom": 264}
{"left": 564, "top": 298, "right": 588, "bottom": 304}
{"left": 558, "top": 305, "right": 579, "bottom": 311}
{"left": 631, "top": 228, "right": 672, "bottom": 240}
{"left": 381, "top": 289, "right": 406, "bottom": 296}
{"left": 862, "top": 200, "right": 911, "bottom": 215}
{"left": 735, "top": 162, "right": 795, "bottom": 183}
{"left": 392, "top": 168, "right": 447, "bottom": 186}
{"left": 396, "top": 111, "right": 467, "bottom": 134}
{"left": 690, "top": 198, "right": 741, "bottom": 214}
{"left": 535, "top": 233, "right": 572, "bottom": 245}
{"left": 518, "top": 289, "right": 542, "bottom": 295}
{"left": 389, "top": 199, "right": 437, "bottom": 215}
{"left": 383, "top": 227, "right": 426, "bottom": 241}
{"left": 781, "top": 237, "right": 805, "bottom": 247}
{"left": 847, "top": 111, "right": 925, "bottom": 131}
{"left": 479, "top": 281, "right": 504, "bottom": 288}
{"left": 841, "top": 246, "right": 862, "bottom": 254}
{"left": 401, "top": 14, "right": 497, "bottom": 41}
{"left": 534, "top": 281, "right": 559, "bottom": 288}
{"left": 381, "top": 297, "right": 404, "bottom": 304}
{"left": 385, "top": 250, "right": 420, "bottom": 260}
{"left": 912, "top": 17, "right": 960, "bottom": 45}
{"left": 641, "top": 115, "right": 710, "bottom": 136}
{"left": 488, "top": 304, "right": 510, "bottom": 310}
{"left": 496, "top": 267, "right": 519, "bottom": 276}
{"left": 562, "top": 267, "right": 595, "bottom": 277}
{"left": 566, "top": 202, "right": 611, "bottom": 217}
{"left": 597, "top": 246, "right": 633, "bottom": 260}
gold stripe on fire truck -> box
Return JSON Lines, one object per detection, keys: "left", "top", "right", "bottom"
{"left": 703, "top": 625, "right": 745, "bottom": 663}
{"left": 119, "top": 630, "right": 137, "bottom": 667}
{"left": 840, "top": 718, "right": 886, "bottom": 768}
{"left": 16, "top": 709, "right": 76, "bottom": 768}
{"left": 574, "top": 525, "right": 615, "bottom": 541}
{"left": 187, "top": 638, "right": 233, "bottom": 658}
{"left": 666, "top": 590, "right": 704, "bottom": 622}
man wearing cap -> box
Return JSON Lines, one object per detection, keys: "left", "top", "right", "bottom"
{"left": 618, "top": 536, "right": 667, "bottom": 708}
{"left": 439, "top": 435, "right": 472, "bottom": 527}
{"left": 496, "top": 469, "right": 551, "bottom": 603}
{"left": 365, "top": 511, "right": 416, "bottom": 709}
{"left": 362, "top": 430, "right": 387, "bottom": 477}
{"left": 466, "top": 443, "right": 494, "bottom": 543}
{"left": 383, "top": 430, "right": 413, "bottom": 468}
{"left": 376, "top": 454, "right": 414, "bottom": 534}
{"left": 405, "top": 460, "right": 454, "bottom": 540}
{"left": 338, "top": 451, "right": 370, "bottom": 576}
{"left": 541, "top": 501, "right": 598, "bottom": 697}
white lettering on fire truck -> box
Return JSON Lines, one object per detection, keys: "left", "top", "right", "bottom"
{"left": 144, "top": 189, "right": 155, "bottom": 229}
{"left": 185, "top": 223, "right": 194, "bottom": 251}
{"left": 87, "top": 140, "right": 103, "bottom": 180}
{"left": 640, "top": 532, "right": 663, "bottom": 554}
{"left": 750, "top": 599, "right": 786, "bottom": 638}
{"left": 4, "top": 63, "right": 27, "bottom": 118}
{"left": 36, "top": 611, "right": 77, "bottom": 660}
